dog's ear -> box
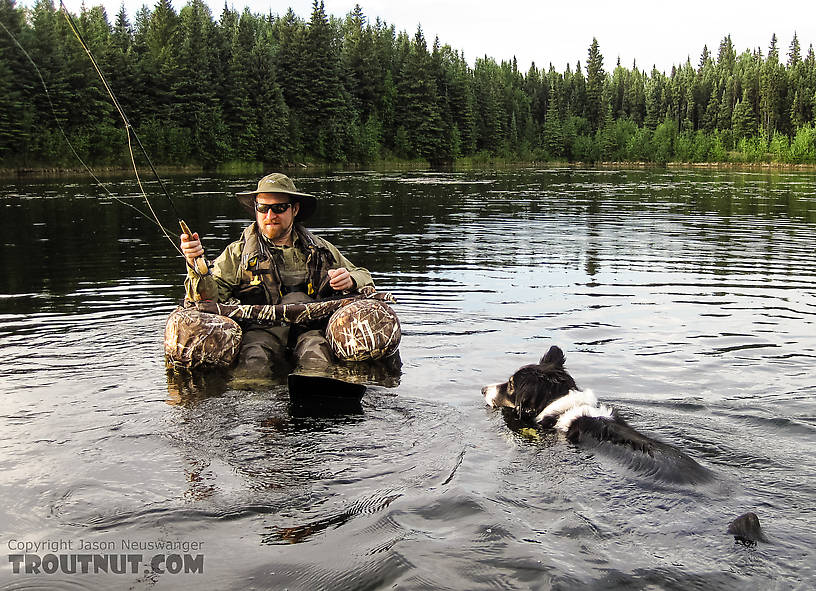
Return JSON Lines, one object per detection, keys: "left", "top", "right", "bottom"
{"left": 540, "top": 346, "right": 566, "bottom": 368}
{"left": 513, "top": 364, "right": 573, "bottom": 421}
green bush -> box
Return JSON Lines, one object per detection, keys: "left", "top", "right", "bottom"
{"left": 572, "top": 134, "right": 598, "bottom": 162}
{"left": 709, "top": 132, "right": 727, "bottom": 162}
{"left": 675, "top": 130, "right": 694, "bottom": 162}
{"left": 652, "top": 120, "right": 677, "bottom": 163}
{"left": 789, "top": 124, "right": 816, "bottom": 163}
{"left": 625, "top": 127, "right": 653, "bottom": 161}
{"left": 736, "top": 136, "right": 769, "bottom": 163}
{"left": 769, "top": 131, "right": 790, "bottom": 162}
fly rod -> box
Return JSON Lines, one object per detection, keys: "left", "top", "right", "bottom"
{"left": 57, "top": 0, "right": 210, "bottom": 277}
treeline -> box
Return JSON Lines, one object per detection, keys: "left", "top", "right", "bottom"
{"left": 2, "top": 0, "right": 816, "bottom": 168}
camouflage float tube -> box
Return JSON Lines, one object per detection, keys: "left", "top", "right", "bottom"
{"left": 164, "top": 288, "right": 400, "bottom": 368}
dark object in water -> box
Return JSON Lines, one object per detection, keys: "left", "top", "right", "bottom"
{"left": 288, "top": 372, "right": 366, "bottom": 404}
{"left": 728, "top": 512, "right": 767, "bottom": 545}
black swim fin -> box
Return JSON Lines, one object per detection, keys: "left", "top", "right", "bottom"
{"left": 287, "top": 372, "right": 366, "bottom": 402}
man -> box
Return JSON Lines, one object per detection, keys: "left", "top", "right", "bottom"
{"left": 180, "top": 173, "right": 374, "bottom": 375}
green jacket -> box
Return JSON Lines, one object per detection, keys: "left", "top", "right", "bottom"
{"left": 185, "top": 223, "right": 374, "bottom": 304}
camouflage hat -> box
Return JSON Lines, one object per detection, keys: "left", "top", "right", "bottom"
{"left": 236, "top": 173, "right": 317, "bottom": 221}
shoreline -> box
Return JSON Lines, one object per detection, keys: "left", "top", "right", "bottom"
{"left": 1, "top": 159, "right": 815, "bottom": 180}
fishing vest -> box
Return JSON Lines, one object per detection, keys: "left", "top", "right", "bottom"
{"left": 234, "top": 223, "right": 336, "bottom": 305}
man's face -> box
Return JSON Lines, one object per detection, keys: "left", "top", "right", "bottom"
{"left": 255, "top": 192, "right": 300, "bottom": 243}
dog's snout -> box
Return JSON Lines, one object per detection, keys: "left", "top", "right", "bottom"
{"left": 482, "top": 383, "right": 501, "bottom": 407}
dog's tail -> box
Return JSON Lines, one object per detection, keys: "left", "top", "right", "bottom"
{"left": 540, "top": 345, "right": 566, "bottom": 368}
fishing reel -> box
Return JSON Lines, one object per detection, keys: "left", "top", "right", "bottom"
{"left": 179, "top": 220, "right": 211, "bottom": 277}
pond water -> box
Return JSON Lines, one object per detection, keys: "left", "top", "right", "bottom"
{"left": 1, "top": 168, "right": 815, "bottom": 589}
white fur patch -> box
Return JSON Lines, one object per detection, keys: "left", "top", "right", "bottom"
{"left": 532, "top": 389, "right": 599, "bottom": 424}
{"left": 554, "top": 403, "right": 614, "bottom": 432}
{"left": 482, "top": 383, "right": 503, "bottom": 408}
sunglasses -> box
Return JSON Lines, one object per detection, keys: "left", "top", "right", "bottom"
{"left": 255, "top": 201, "right": 292, "bottom": 215}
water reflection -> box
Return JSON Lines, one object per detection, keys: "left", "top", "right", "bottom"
{"left": 165, "top": 366, "right": 233, "bottom": 406}
{"left": 164, "top": 351, "right": 402, "bottom": 406}
{"left": 3, "top": 169, "right": 816, "bottom": 310}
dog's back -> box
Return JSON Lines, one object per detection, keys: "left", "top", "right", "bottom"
{"left": 567, "top": 414, "right": 713, "bottom": 484}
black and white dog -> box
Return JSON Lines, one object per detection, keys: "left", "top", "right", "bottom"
{"left": 481, "top": 346, "right": 712, "bottom": 483}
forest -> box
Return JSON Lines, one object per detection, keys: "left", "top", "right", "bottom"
{"left": 1, "top": 0, "right": 816, "bottom": 169}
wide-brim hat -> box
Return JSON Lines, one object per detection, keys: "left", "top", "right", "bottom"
{"left": 236, "top": 173, "right": 317, "bottom": 221}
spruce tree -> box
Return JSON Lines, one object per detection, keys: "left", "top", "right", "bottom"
{"left": 106, "top": 4, "right": 139, "bottom": 129}
{"left": 341, "top": 4, "right": 381, "bottom": 121}
{"left": 395, "top": 27, "right": 444, "bottom": 161}
{"left": 129, "top": 5, "right": 153, "bottom": 122}
{"left": 430, "top": 38, "right": 456, "bottom": 160}
{"left": 525, "top": 62, "right": 545, "bottom": 127}
{"left": 223, "top": 9, "right": 258, "bottom": 160}
{"left": 644, "top": 69, "right": 663, "bottom": 129}
{"left": 29, "top": 0, "right": 80, "bottom": 162}
{"left": 626, "top": 65, "right": 646, "bottom": 124}
{"left": 145, "top": 0, "right": 180, "bottom": 122}
{"left": 75, "top": 5, "right": 122, "bottom": 163}
{"left": 585, "top": 38, "right": 605, "bottom": 130}
{"left": 732, "top": 91, "right": 757, "bottom": 139}
{"left": 0, "top": 44, "right": 17, "bottom": 159}
{"left": 610, "top": 58, "right": 626, "bottom": 118}
{"left": 542, "top": 82, "right": 564, "bottom": 157}
{"left": 717, "top": 36, "right": 736, "bottom": 74}
{"left": 301, "top": 0, "right": 351, "bottom": 160}
{"left": 569, "top": 61, "right": 587, "bottom": 119}
{"left": 473, "top": 57, "right": 504, "bottom": 153}
{"left": 788, "top": 33, "right": 801, "bottom": 67}
{"left": 702, "top": 81, "right": 721, "bottom": 131}
{"left": 249, "top": 20, "right": 290, "bottom": 164}
{"left": 176, "top": 0, "right": 227, "bottom": 166}
{"left": 0, "top": 0, "right": 33, "bottom": 162}
{"left": 760, "top": 34, "right": 786, "bottom": 138}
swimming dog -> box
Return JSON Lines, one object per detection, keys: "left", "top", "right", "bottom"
{"left": 481, "top": 346, "right": 712, "bottom": 483}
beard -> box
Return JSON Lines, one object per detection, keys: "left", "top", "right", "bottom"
{"left": 257, "top": 217, "right": 295, "bottom": 245}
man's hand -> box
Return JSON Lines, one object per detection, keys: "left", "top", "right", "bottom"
{"left": 180, "top": 232, "right": 204, "bottom": 268}
{"left": 328, "top": 267, "right": 354, "bottom": 291}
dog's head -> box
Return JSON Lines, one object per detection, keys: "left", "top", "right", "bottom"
{"left": 481, "top": 346, "right": 578, "bottom": 422}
